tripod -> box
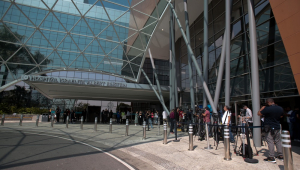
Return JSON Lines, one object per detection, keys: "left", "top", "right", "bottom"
{"left": 212, "top": 116, "right": 221, "bottom": 150}
{"left": 234, "top": 117, "right": 258, "bottom": 156}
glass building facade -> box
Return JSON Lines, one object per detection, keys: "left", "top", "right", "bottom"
{"left": 177, "top": 0, "right": 298, "bottom": 107}
{"left": 0, "top": 0, "right": 298, "bottom": 111}
{"left": 0, "top": 0, "right": 168, "bottom": 85}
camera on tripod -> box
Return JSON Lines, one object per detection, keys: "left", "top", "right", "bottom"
{"left": 240, "top": 108, "right": 246, "bottom": 117}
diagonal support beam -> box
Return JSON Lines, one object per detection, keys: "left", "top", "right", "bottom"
{"left": 148, "top": 48, "right": 165, "bottom": 104}
{"left": 141, "top": 69, "right": 170, "bottom": 115}
{"left": 213, "top": 32, "right": 226, "bottom": 108}
{"left": 168, "top": 2, "right": 217, "bottom": 114}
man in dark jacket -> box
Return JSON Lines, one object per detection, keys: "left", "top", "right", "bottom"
{"left": 258, "top": 98, "right": 284, "bottom": 163}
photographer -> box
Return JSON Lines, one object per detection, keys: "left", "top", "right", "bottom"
{"left": 202, "top": 107, "right": 212, "bottom": 137}
{"left": 258, "top": 98, "right": 284, "bottom": 163}
{"left": 239, "top": 105, "right": 253, "bottom": 135}
{"left": 222, "top": 106, "right": 235, "bottom": 143}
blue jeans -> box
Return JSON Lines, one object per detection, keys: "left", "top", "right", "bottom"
{"left": 288, "top": 123, "right": 293, "bottom": 139}
{"left": 206, "top": 122, "right": 212, "bottom": 136}
{"left": 149, "top": 118, "right": 153, "bottom": 128}
{"left": 229, "top": 126, "right": 234, "bottom": 142}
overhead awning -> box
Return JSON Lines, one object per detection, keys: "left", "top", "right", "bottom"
{"left": 22, "top": 75, "right": 169, "bottom": 102}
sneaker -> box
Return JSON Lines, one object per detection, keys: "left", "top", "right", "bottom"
{"left": 264, "top": 157, "right": 276, "bottom": 163}
{"left": 275, "top": 156, "right": 284, "bottom": 161}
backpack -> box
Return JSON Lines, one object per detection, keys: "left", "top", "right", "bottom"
{"left": 239, "top": 144, "right": 253, "bottom": 158}
{"left": 170, "top": 112, "right": 175, "bottom": 119}
{"left": 290, "top": 111, "right": 297, "bottom": 123}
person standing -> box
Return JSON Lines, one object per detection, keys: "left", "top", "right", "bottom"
{"left": 258, "top": 98, "right": 284, "bottom": 163}
{"left": 55, "top": 107, "right": 61, "bottom": 123}
{"left": 138, "top": 111, "right": 143, "bottom": 125}
{"left": 169, "top": 109, "right": 175, "bottom": 134}
{"left": 82, "top": 109, "right": 87, "bottom": 122}
{"left": 222, "top": 106, "right": 234, "bottom": 143}
{"left": 185, "top": 109, "right": 192, "bottom": 132}
{"left": 202, "top": 107, "right": 211, "bottom": 137}
{"left": 63, "top": 109, "right": 67, "bottom": 123}
{"left": 70, "top": 109, "right": 76, "bottom": 124}
{"left": 149, "top": 110, "right": 153, "bottom": 129}
{"left": 135, "top": 111, "right": 138, "bottom": 126}
{"left": 285, "top": 107, "right": 293, "bottom": 138}
{"left": 154, "top": 110, "right": 158, "bottom": 125}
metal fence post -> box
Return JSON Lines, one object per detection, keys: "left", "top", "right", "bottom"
{"left": 142, "top": 121, "right": 146, "bottom": 140}
{"left": 94, "top": 117, "right": 97, "bottom": 131}
{"left": 1, "top": 114, "right": 5, "bottom": 126}
{"left": 19, "top": 114, "right": 23, "bottom": 126}
{"left": 80, "top": 116, "right": 83, "bottom": 130}
{"left": 224, "top": 126, "right": 231, "bottom": 160}
{"left": 51, "top": 115, "right": 54, "bottom": 127}
{"left": 66, "top": 116, "right": 69, "bottom": 128}
{"left": 125, "top": 119, "right": 129, "bottom": 136}
{"left": 188, "top": 124, "right": 193, "bottom": 151}
{"left": 109, "top": 118, "right": 112, "bottom": 133}
{"left": 281, "top": 131, "right": 294, "bottom": 170}
{"left": 36, "top": 115, "right": 39, "bottom": 127}
{"left": 163, "top": 123, "right": 167, "bottom": 144}
{"left": 204, "top": 123, "right": 213, "bottom": 149}
{"left": 157, "top": 117, "right": 161, "bottom": 136}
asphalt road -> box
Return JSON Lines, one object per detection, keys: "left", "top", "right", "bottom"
{"left": 0, "top": 130, "right": 131, "bottom": 170}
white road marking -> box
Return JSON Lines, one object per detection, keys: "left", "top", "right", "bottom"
{"left": 23, "top": 131, "right": 135, "bottom": 170}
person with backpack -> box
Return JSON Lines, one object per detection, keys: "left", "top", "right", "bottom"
{"left": 258, "top": 98, "right": 284, "bottom": 163}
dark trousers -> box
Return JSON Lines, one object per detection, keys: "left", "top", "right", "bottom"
{"left": 170, "top": 118, "right": 174, "bottom": 132}
{"left": 56, "top": 114, "right": 60, "bottom": 122}
{"left": 138, "top": 117, "right": 142, "bottom": 125}
{"left": 266, "top": 130, "right": 282, "bottom": 157}
{"left": 63, "top": 114, "right": 66, "bottom": 123}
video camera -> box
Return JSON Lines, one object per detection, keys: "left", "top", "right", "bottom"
{"left": 240, "top": 108, "right": 246, "bottom": 117}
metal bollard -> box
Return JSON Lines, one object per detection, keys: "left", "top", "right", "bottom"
{"left": 1, "top": 114, "right": 5, "bottom": 126}
{"left": 281, "top": 131, "right": 294, "bottom": 170}
{"left": 224, "top": 126, "right": 231, "bottom": 160}
{"left": 36, "top": 115, "right": 39, "bottom": 127}
{"left": 157, "top": 117, "right": 160, "bottom": 136}
{"left": 188, "top": 124, "right": 193, "bottom": 151}
{"left": 66, "top": 116, "right": 69, "bottom": 128}
{"left": 163, "top": 123, "right": 167, "bottom": 144}
{"left": 19, "top": 114, "right": 23, "bottom": 126}
{"left": 94, "top": 117, "right": 97, "bottom": 131}
{"left": 204, "top": 123, "right": 213, "bottom": 149}
{"left": 142, "top": 121, "right": 146, "bottom": 140}
{"left": 80, "top": 116, "right": 83, "bottom": 130}
{"left": 125, "top": 119, "right": 129, "bottom": 136}
{"left": 109, "top": 118, "right": 112, "bottom": 133}
{"left": 51, "top": 115, "right": 54, "bottom": 127}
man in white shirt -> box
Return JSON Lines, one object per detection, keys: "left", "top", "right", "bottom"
{"left": 222, "top": 105, "right": 235, "bottom": 143}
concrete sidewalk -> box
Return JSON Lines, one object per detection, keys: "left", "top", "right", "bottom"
{"left": 1, "top": 122, "right": 299, "bottom": 170}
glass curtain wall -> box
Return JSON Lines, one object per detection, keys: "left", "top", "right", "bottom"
{"left": 177, "top": 0, "right": 297, "bottom": 105}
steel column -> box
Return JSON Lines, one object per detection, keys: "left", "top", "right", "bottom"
{"left": 141, "top": 69, "right": 170, "bottom": 115}
{"left": 203, "top": 0, "right": 208, "bottom": 108}
{"left": 225, "top": 0, "right": 231, "bottom": 106}
{"left": 169, "top": 20, "right": 174, "bottom": 111}
{"left": 183, "top": 0, "right": 195, "bottom": 114}
{"left": 247, "top": 0, "right": 261, "bottom": 147}
{"left": 170, "top": 6, "right": 178, "bottom": 108}
{"left": 213, "top": 33, "right": 226, "bottom": 108}
{"left": 168, "top": 3, "right": 217, "bottom": 114}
